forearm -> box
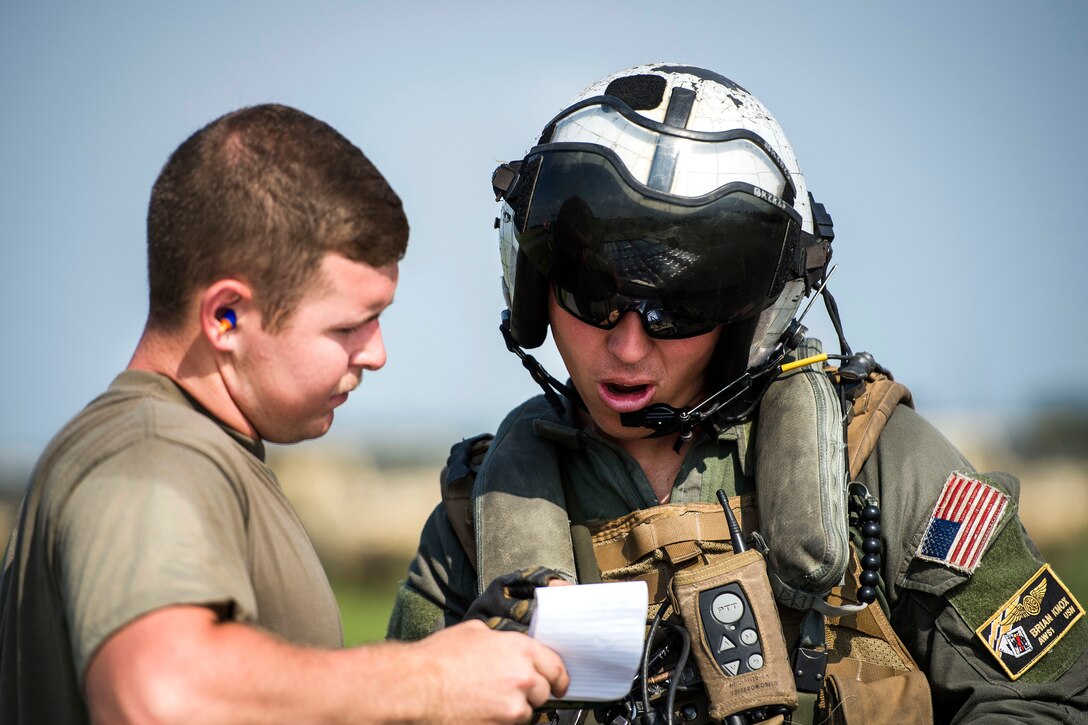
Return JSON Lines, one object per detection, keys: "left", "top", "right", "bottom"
{"left": 86, "top": 607, "right": 405, "bottom": 724}
{"left": 86, "top": 605, "right": 565, "bottom": 724}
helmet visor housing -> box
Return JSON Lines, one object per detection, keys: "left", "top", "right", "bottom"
{"left": 506, "top": 143, "right": 805, "bottom": 333}
{"left": 544, "top": 96, "right": 797, "bottom": 203}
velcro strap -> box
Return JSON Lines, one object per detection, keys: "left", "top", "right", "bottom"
{"left": 623, "top": 512, "right": 727, "bottom": 561}
{"left": 663, "top": 540, "right": 703, "bottom": 565}
{"left": 621, "top": 566, "right": 671, "bottom": 606}
{"left": 591, "top": 497, "right": 756, "bottom": 571}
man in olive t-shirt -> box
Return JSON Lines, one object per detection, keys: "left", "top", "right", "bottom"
{"left": 1, "top": 371, "right": 344, "bottom": 721}
{"left": 0, "top": 104, "right": 567, "bottom": 724}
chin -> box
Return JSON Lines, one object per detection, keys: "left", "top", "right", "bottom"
{"left": 605, "top": 426, "right": 652, "bottom": 443}
{"left": 305, "top": 416, "right": 335, "bottom": 441}
{"left": 586, "top": 412, "right": 646, "bottom": 443}
{"left": 264, "top": 415, "right": 334, "bottom": 444}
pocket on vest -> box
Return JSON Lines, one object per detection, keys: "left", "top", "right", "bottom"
{"left": 818, "top": 668, "right": 932, "bottom": 725}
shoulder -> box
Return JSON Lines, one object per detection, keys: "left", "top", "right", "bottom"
{"left": 28, "top": 377, "right": 267, "bottom": 554}
{"left": 860, "top": 405, "right": 977, "bottom": 560}
{"left": 479, "top": 394, "right": 567, "bottom": 485}
{"left": 49, "top": 371, "right": 262, "bottom": 490}
{"left": 46, "top": 373, "right": 244, "bottom": 468}
{"left": 866, "top": 407, "right": 1088, "bottom": 699}
{"left": 859, "top": 404, "right": 995, "bottom": 594}
{"left": 491, "top": 395, "right": 563, "bottom": 444}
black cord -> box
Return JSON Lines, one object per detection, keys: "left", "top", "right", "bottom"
{"left": 656, "top": 620, "right": 690, "bottom": 725}
{"left": 641, "top": 607, "right": 668, "bottom": 715}
{"left": 821, "top": 287, "right": 852, "bottom": 357}
{"left": 500, "top": 313, "right": 585, "bottom": 417}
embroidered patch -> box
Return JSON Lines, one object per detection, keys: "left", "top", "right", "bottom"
{"left": 975, "top": 564, "right": 1084, "bottom": 680}
{"left": 916, "top": 472, "right": 1009, "bottom": 573}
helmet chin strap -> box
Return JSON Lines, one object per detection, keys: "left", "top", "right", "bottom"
{"left": 500, "top": 311, "right": 585, "bottom": 417}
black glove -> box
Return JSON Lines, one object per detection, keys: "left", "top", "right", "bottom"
{"left": 465, "top": 566, "right": 567, "bottom": 633}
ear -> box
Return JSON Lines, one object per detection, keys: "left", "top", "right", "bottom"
{"left": 199, "top": 279, "right": 255, "bottom": 352}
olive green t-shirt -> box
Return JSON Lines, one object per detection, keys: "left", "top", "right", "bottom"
{"left": 0, "top": 371, "right": 342, "bottom": 723}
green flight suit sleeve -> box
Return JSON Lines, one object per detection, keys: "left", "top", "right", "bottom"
{"left": 386, "top": 502, "right": 477, "bottom": 641}
{"left": 860, "top": 405, "right": 1088, "bottom": 723}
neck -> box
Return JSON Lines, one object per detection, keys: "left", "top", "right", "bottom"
{"left": 578, "top": 408, "right": 697, "bottom": 505}
{"left": 127, "top": 325, "right": 258, "bottom": 439}
{"left": 621, "top": 433, "right": 697, "bottom": 505}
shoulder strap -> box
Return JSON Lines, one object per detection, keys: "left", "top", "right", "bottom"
{"left": 440, "top": 433, "right": 493, "bottom": 572}
{"left": 557, "top": 455, "right": 602, "bottom": 584}
{"left": 845, "top": 372, "right": 913, "bottom": 479}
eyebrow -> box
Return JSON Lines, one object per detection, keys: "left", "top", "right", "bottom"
{"left": 342, "top": 297, "right": 394, "bottom": 327}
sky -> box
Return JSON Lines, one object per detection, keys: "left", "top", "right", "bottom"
{"left": 2, "top": 1, "right": 1086, "bottom": 469}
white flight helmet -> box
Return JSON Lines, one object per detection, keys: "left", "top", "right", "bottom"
{"left": 494, "top": 63, "right": 833, "bottom": 384}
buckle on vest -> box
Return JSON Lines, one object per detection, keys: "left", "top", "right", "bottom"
{"left": 793, "top": 607, "right": 828, "bottom": 693}
{"left": 791, "top": 645, "right": 828, "bottom": 693}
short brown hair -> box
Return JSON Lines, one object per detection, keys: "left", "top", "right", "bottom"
{"left": 146, "top": 104, "right": 408, "bottom": 331}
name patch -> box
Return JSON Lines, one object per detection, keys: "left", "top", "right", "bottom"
{"left": 916, "top": 472, "right": 1008, "bottom": 573}
{"left": 975, "top": 564, "right": 1084, "bottom": 680}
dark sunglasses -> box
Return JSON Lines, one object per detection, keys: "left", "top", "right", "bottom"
{"left": 553, "top": 284, "right": 718, "bottom": 339}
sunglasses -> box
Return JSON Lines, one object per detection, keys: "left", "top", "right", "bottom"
{"left": 553, "top": 284, "right": 718, "bottom": 339}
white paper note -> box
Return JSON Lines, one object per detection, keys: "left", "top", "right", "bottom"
{"left": 528, "top": 580, "right": 648, "bottom": 701}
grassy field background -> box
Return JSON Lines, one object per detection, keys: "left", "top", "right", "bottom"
{"left": 333, "top": 576, "right": 403, "bottom": 645}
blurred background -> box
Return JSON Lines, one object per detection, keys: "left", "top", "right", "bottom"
{"left": 2, "top": 1, "right": 1085, "bottom": 643}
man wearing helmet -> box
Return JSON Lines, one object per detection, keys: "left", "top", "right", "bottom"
{"left": 389, "top": 65, "right": 1087, "bottom": 723}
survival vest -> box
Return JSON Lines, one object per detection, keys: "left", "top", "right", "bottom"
{"left": 441, "top": 362, "right": 926, "bottom": 724}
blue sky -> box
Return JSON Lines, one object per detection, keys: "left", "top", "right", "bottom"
{"left": 2, "top": 1, "right": 1086, "bottom": 464}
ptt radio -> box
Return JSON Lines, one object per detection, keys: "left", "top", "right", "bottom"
{"left": 667, "top": 491, "right": 797, "bottom": 723}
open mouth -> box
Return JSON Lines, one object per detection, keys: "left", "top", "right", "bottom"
{"left": 606, "top": 382, "right": 648, "bottom": 395}
{"left": 598, "top": 380, "right": 655, "bottom": 413}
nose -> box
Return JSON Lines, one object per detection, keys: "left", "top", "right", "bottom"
{"left": 350, "top": 322, "right": 387, "bottom": 371}
{"left": 605, "top": 311, "right": 654, "bottom": 364}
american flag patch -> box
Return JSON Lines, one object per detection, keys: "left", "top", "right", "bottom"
{"left": 916, "top": 472, "right": 1009, "bottom": 573}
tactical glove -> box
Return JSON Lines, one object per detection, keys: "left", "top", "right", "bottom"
{"left": 465, "top": 566, "right": 566, "bottom": 633}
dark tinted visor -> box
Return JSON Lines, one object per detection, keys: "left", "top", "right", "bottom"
{"left": 508, "top": 145, "right": 802, "bottom": 326}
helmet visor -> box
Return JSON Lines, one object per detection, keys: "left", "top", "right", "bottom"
{"left": 508, "top": 145, "right": 803, "bottom": 327}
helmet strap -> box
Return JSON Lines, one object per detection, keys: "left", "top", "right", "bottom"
{"left": 500, "top": 311, "right": 585, "bottom": 418}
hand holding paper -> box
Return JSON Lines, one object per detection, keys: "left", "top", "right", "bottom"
{"left": 528, "top": 580, "right": 649, "bottom": 701}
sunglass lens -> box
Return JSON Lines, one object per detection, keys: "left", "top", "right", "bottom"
{"left": 554, "top": 286, "right": 715, "bottom": 339}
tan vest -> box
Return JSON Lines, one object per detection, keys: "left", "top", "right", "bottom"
{"left": 444, "top": 372, "right": 930, "bottom": 724}
{"left": 590, "top": 498, "right": 931, "bottom": 724}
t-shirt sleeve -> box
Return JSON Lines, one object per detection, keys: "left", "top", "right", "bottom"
{"left": 55, "top": 438, "right": 258, "bottom": 679}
